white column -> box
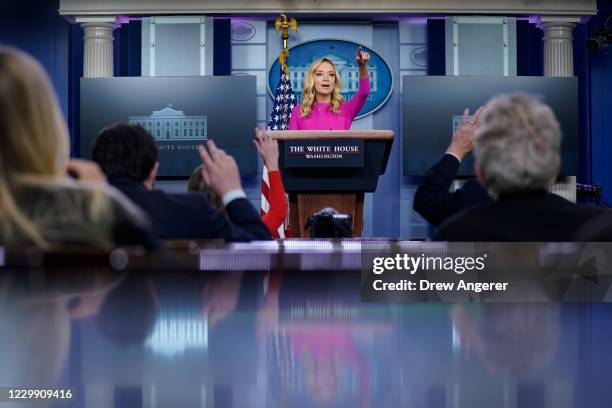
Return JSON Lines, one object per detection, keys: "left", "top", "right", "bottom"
{"left": 539, "top": 16, "right": 581, "bottom": 202}
{"left": 76, "top": 16, "right": 120, "bottom": 78}
{"left": 540, "top": 17, "right": 580, "bottom": 77}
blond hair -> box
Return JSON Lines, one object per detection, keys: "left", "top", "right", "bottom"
{"left": 0, "top": 47, "right": 114, "bottom": 248}
{"left": 300, "top": 58, "right": 344, "bottom": 117}
{"left": 187, "top": 164, "right": 225, "bottom": 212}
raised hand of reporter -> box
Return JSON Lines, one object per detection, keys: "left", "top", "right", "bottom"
{"left": 65, "top": 159, "right": 107, "bottom": 183}
{"left": 198, "top": 140, "right": 242, "bottom": 197}
{"left": 253, "top": 127, "right": 279, "bottom": 171}
{"left": 446, "top": 106, "right": 485, "bottom": 161}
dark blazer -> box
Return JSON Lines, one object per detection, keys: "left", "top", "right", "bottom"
{"left": 573, "top": 212, "right": 612, "bottom": 241}
{"left": 434, "top": 191, "right": 607, "bottom": 242}
{"left": 110, "top": 179, "right": 271, "bottom": 241}
{"left": 413, "top": 154, "right": 491, "bottom": 226}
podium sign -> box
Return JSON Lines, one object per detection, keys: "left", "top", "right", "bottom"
{"left": 269, "top": 130, "right": 394, "bottom": 237}
{"left": 284, "top": 139, "right": 364, "bottom": 168}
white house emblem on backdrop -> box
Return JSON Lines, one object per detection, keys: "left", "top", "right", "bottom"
{"left": 129, "top": 105, "right": 208, "bottom": 141}
{"left": 410, "top": 46, "right": 427, "bottom": 68}
{"left": 231, "top": 22, "right": 256, "bottom": 42}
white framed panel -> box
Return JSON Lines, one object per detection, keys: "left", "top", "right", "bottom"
{"left": 445, "top": 16, "right": 517, "bottom": 76}
{"left": 155, "top": 23, "right": 200, "bottom": 75}
{"left": 399, "top": 19, "right": 428, "bottom": 43}
{"left": 232, "top": 44, "right": 267, "bottom": 70}
{"left": 141, "top": 16, "right": 211, "bottom": 77}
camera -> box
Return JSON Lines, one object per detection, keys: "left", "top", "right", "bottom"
{"left": 587, "top": 29, "right": 612, "bottom": 53}
{"left": 587, "top": 14, "right": 612, "bottom": 54}
{"left": 305, "top": 207, "right": 354, "bottom": 238}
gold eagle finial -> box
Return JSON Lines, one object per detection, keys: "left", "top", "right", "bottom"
{"left": 274, "top": 14, "right": 298, "bottom": 75}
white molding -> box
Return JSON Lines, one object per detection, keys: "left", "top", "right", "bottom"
{"left": 538, "top": 15, "right": 582, "bottom": 24}
{"left": 205, "top": 16, "right": 214, "bottom": 75}
{"left": 453, "top": 16, "right": 507, "bottom": 24}
{"left": 150, "top": 16, "right": 202, "bottom": 24}
{"left": 149, "top": 18, "right": 156, "bottom": 76}
{"left": 200, "top": 18, "right": 206, "bottom": 75}
{"left": 75, "top": 16, "right": 119, "bottom": 24}
{"left": 59, "top": 0, "right": 596, "bottom": 16}
{"left": 452, "top": 18, "right": 458, "bottom": 75}
{"left": 502, "top": 18, "right": 509, "bottom": 76}
{"left": 447, "top": 17, "right": 460, "bottom": 76}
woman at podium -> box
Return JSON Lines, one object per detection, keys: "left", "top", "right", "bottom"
{"left": 289, "top": 47, "right": 370, "bottom": 130}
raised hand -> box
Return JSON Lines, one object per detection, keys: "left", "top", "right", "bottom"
{"left": 446, "top": 106, "right": 486, "bottom": 161}
{"left": 198, "top": 140, "right": 242, "bottom": 197}
{"left": 355, "top": 46, "right": 370, "bottom": 66}
{"left": 65, "top": 159, "right": 107, "bottom": 183}
{"left": 253, "top": 127, "right": 279, "bottom": 171}
{"left": 202, "top": 273, "right": 242, "bottom": 329}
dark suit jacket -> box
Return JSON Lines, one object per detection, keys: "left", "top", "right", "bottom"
{"left": 413, "top": 154, "right": 491, "bottom": 226}
{"left": 434, "top": 191, "right": 606, "bottom": 242}
{"left": 111, "top": 179, "right": 271, "bottom": 241}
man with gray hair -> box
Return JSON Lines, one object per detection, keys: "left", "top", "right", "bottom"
{"left": 435, "top": 92, "right": 605, "bottom": 241}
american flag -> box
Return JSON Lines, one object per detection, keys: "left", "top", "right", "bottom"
{"left": 268, "top": 72, "right": 296, "bottom": 130}
{"left": 262, "top": 72, "right": 295, "bottom": 238}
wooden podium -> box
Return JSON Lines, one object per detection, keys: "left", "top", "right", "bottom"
{"left": 268, "top": 130, "right": 394, "bottom": 237}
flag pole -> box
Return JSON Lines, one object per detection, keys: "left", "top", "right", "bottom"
{"left": 263, "top": 14, "right": 298, "bottom": 238}
{"left": 274, "top": 14, "right": 298, "bottom": 75}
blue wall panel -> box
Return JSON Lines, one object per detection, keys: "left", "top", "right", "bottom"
{"left": 588, "top": 0, "right": 612, "bottom": 205}
{"left": 0, "top": 1, "right": 70, "bottom": 120}
{"left": 115, "top": 21, "right": 142, "bottom": 77}
{"left": 516, "top": 19, "right": 543, "bottom": 77}
{"left": 426, "top": 19, "right": 445, "bottom": 76}
{"left": 68, "top": 24, "right": 83, "bottom": 157}
{"left": 213, "top": 18, "right": 232, "bottom": 75}
{"left": 373, "top": 23, "right": 401, "bottom": 238}
{"left": 574, "top": 22, "right": 592, "bottom": 184}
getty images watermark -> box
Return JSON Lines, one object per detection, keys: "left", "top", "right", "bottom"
{"left": 369, "top": 253, "right": 509, "bottom": 294}
{"left": 361, "top": 243, "right": 612, "bottom": 302}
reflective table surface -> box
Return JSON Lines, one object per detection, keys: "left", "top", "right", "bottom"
{"left": 0, "top": 242, "right": 611, "bottom": 407}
